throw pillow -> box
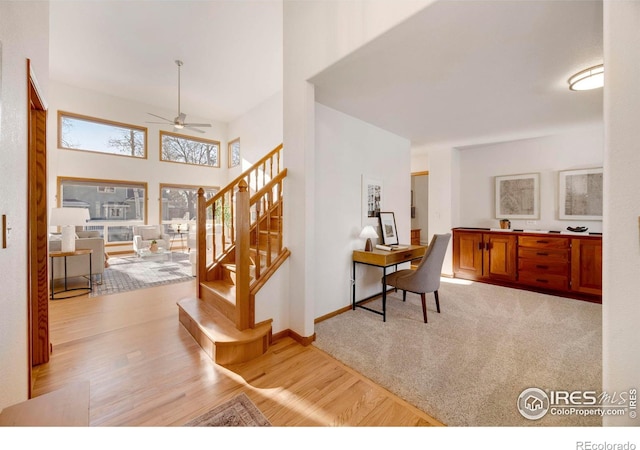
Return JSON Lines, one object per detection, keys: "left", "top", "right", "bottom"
{"left": 140, "top": 227, "right": 161, "bottom": 241}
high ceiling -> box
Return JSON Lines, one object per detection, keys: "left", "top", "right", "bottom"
{"left": 49, "top": 1, "right": 603, "bottom": 147}
{"left": 311, "top": 0, "right": 604, "bottom": 148}
{"left": 49, "top": 0, "right": 283, "bottom": 124}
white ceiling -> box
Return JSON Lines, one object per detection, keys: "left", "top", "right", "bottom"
{"left": 311, "top": 0, "right": 604, "bottom": 148}
{"left": 49, "top": 0, "right": 283, "bottom": 124}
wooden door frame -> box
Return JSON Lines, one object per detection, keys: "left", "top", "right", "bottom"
{"left": 27, "top": 59, "right": 49, "bottom": 396}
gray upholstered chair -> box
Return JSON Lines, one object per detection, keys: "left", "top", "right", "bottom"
{"left": 384, "top": 233, "right": 451, "bottom": 323}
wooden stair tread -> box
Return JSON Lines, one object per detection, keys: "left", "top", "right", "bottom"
{"left": 177, "top": 297, "right": 270, "bottom": 346}
{"left": 201, "top": 280, "right": 236, "bottom": 302}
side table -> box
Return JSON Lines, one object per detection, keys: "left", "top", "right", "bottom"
{"left": 50, "top": 249, "right": 93, "bottom": 299}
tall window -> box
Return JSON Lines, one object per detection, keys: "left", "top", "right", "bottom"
{"left": 58, "top": 111, "right": 147, "bottom": 158}
{"left": 228, "top": 138, "right": 241, "bottom": 168}
{"left": 58, "top": 178, "right": 147, "bottom": 244}
{"left": 160, "top": 131, "right": 220, "bottom": 167}
{"left": 160, "top": 185, "right": 218, "bottom": 234}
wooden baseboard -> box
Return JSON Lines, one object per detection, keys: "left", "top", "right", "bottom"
{"left": 272, "top": 329, "right": 316, "bottom": 346}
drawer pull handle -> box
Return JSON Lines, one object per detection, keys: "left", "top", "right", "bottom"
{"left": 536, "top": 240, "right": 549, "bottom": 244}
{"left": 536, "top": 265, "right": 549, "bottom": 269}
{"left": 536, "top": 279, "right": 549, "bottom": 283}
{"left": 536, "top": 252, "right": 549, "bottom": 256}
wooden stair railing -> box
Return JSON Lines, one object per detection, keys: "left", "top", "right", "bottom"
{"left": 195, "top": 144, "right": 287, "bottom": 330}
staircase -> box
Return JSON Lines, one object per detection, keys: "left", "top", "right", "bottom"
{"left": 177, "top": 144, "right": 289, "bottom": 365}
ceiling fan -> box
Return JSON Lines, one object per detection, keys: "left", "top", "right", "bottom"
{"left": 147, "top": 60, "right": 212, "bottom": 133}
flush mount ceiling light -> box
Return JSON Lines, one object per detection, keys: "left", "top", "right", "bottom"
{"left": 568, "top": 64, "right": 604, "bottom": 91}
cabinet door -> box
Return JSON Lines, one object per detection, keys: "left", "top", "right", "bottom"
{"left": 484, "top": 233, "right": 517, "bottom": 281}
{"left": 571, "top": 238, "right": 602, "bottom": 295}
{"left": 453, "top": 231, "right": 483, "bottom": 280}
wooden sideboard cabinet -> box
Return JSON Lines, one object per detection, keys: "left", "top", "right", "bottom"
{"left": 570, "top": 236, "right": 603, "bottom": 296}
{"left": 518, "top": 235, "right": 570, "bottom": 291}
{"left": 452, "top": 229, "right": 517, "bottom": 282}
{"left": 411, "top": 229, "right": 421, "bottom": 245}
{"left": 452, "top": 228, "right": 602, "bottom": 302}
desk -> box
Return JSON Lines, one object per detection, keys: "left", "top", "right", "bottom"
{"left": 50, "top": 249, "right": 92, "bottom": 299}
{"left": 352, "top": 244, "right": 426, "bottom": 321}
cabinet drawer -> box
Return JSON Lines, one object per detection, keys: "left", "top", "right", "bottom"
{"left": 518, "top": 259, "right": 568, "bottom": 275}
{"left": 518, "top": 247, "right": 569, "bottom": 262}
{"left": 518, "top": 271, "right": 569, "bottom": 291}
{"left": 519, "top": 236, "right": 569, "bottom": 249}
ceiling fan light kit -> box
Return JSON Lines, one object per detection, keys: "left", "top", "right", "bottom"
{"left": 568, "top": 64, "right": 604, "bottom": 91}
{"left": 147, "top": 60, "right": 212, "bottom": 133}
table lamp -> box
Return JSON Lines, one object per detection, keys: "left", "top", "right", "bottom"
{"left": 359, "top": 225, "right": 378, "bottom": 252}
{"left": 50, "top": 207, "right": 90, "bottom": 252}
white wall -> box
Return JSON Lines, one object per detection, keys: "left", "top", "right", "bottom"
{"left": 47, "top": 81, "right": 229, "bottom": 251}
{"left": 602, "top": 0, "right": 640, "bottom": 427}
{"left": 228, "top": 91, "right": 283, "bottom": 180}
{"left": 284, "top": 0, "right": 433, "bottom": 337}
{"left": 314, "top": 103, "right": 411, "bottom": 318}
{"left": 0, "top": 0, "right": 49, "bottom": 410}
{"left": 457, "top": 124, "right": 604, "bottom": 232}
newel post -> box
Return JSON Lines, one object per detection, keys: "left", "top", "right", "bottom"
{"left": 235, "top": 180, "right": 251, "bottom": 330}
{"left": 197, "top": 188, "right": 206, "bottom": 298}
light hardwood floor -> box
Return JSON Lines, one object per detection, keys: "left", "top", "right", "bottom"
{"left": 32, "top": 279, "right": 443, "bottom": 426}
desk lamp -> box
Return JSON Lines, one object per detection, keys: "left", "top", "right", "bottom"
{"left": 359, "top": 225, "right": 378, "bottom": 252}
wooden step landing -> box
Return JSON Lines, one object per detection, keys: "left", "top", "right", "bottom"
{"left": 200, "top": 280, "right": 236, "bottom": 322}
{"left": 177, "top": 297, "right": 271, "bottom": 366}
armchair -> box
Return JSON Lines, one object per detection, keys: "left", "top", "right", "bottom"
{"left": 132, "top": 225, "right": 170, "bottom": 255}
{"left": 384, "top": 233, "right": 451, "bottom": 323}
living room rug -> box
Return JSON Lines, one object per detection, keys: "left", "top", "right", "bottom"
{"left": 313, "top": 278, "right": 602, "bottom": 427}
{"left": 184, "top": 393, "right": 271, "bottom": 427}
{"left": 90, "top": 252, "right": 193, "bottom": 297}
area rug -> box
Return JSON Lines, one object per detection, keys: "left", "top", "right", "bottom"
{"left": 314, "top": 278, "right": 602, "bottom": 427}
{"left": 184, "top": 393, "right": 271, "bottom": 427}
{"left": 90, "top": 252, "right": 193, "bottom": 297}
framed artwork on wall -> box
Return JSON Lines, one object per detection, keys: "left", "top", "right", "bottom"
{"left": 361, "top": 175, "right": 382, "bottom": 227}
{"left": 495, "top": 173, "right": 540, "bottom": 219}
{"left": 558, "top": 167, "right": 603, "bottom": 220}
{"left": 378, "top": 212, "right": 399, "bottom": 245}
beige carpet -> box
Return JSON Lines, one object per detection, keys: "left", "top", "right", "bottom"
{"left": 313, "top": 279, "right": 602, "bottom": 427}
{"left": 184, "top": 393, "right": 271, "bottom": 427}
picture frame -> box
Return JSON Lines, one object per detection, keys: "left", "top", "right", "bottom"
{"left": 495, "top": 173, "right": 540, "bottom": 219}
{"left": 378, "top": 211, "right": 399, "bottom": 245}
{"left": 361, "top": 175, "right": 382, "bottom": 227}
{"left": 558, "top": 168, "right": 603, "bottom": 220}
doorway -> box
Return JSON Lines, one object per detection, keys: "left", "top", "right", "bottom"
{"left": 27, "top": 59, "right": 49, "bottom": 394}
{"left": 411, "top": 171, "right": 428, "bottom": 245}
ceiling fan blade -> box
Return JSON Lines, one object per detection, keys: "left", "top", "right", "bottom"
{"left": 146, "top": 121, "right": 174, "bottom": 124}
{"left": 147, "top": 112, "right": 173, "bottom": 122}
{"left": 183, "top": 123, "right": 212, "bottom": 128}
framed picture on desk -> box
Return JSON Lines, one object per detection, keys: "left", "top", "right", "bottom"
{"left": 379, "top": 212, "right": 398, "bottom": 245}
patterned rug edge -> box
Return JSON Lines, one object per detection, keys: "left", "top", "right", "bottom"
{"left": 184, "top": 393, "right": 271, "bottom": 427}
